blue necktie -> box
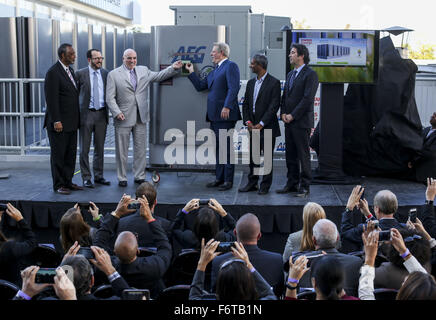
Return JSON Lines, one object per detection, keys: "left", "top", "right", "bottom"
{"left": 93, "top": 71, "right": 99, "bottom": 109}
{"left": 130, "top": 69, "right": 137, "bottom": 91}
{"left": 288, "top": 70, "right": 297, "bottom": 90}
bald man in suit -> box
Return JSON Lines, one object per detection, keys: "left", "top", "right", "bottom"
{"left": 106, "top": 49, "right": 182, "bottom": 187}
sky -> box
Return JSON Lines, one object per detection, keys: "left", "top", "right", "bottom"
{"left": 139, "top": 0, "right": 436, "bottom": 50}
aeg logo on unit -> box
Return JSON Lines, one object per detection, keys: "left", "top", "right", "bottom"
{"left": 171, "top": 46, "right": 207, "bottom": 63}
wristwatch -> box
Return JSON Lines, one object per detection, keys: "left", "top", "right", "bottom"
{"left": 286, "top": 282, "right": 298, "bottom": 290}
{"left": 425, "top": 200, "right": 434, "bottom": 205}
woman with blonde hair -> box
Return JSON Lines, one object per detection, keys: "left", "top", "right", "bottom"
{"left": 282, "top": 202, "right": 326, "bottom": 262}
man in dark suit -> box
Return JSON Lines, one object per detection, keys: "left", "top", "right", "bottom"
{"left": 44, "top": 43, "right": 83, "bottom": 195}
{"left": 186, "top": 42, "right": 241, "bottom": 191}
{"left": 291, "top": 219, "right": 363, "bottom": 297}
{"left": 277, "top": 44, "right": 319, "bottom": 197}
{"left": 210, "top": 213, "right": 284, "bottom": 297}
{"left": 76, "top": 49, "right": 110, "bottom": 188}
{"left": 116, "top": 182, "right": 172, "bottom": 247}
{"left": 408, "top": 112, "right": 436, "bottom": 183}
{"left": 239, "top": 54, "right": 281, "bottom": 195}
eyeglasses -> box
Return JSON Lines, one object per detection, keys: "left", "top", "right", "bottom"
{"left": 404, "top": 234, "right": 422, "bottom": 242}
{"left": 92, "top": 57, "right": 104, "bottom": 60}
{"left": 219, "top": 259, "right": 246, "bottom": 270}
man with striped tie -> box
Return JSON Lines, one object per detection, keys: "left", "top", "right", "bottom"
{"left": 76, "top": 49, "right": 110, "bottom": 188}
{"left": 106, "top": 49, "right": 183, "bottom": 187}
{"left": 44, "top": 43, "right": 83, "bottom": 195}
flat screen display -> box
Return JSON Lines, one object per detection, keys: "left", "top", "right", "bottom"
{"left": 289, "top": 30, "right": 379, "bottom": 84}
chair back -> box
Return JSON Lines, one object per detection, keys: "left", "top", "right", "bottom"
{"left": 165, "top": 250, "right": 200, "bottom": 286}
{"left": 92, "top": 284, "right": 114, "bottom": 299}
{"left": 0, "top": 279, "right": 19, "bottom": 300}
{"left": 156, "top": 285, "right": 191, "bottom": 301}
{"left": 26, "top": 244, "right": 61, "bottom": 268}
{"left": 138, "top": 247, "right": 157, "bottom": 257}
{"left": 297, "top": 288, "right": 316, "bottom": 300}
{"left": 374, "top": 288, "right": 398, "bottom": 300}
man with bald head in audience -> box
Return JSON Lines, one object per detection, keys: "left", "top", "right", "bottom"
{"left": 106, "top": 49, "right": 183, "bottom": 186}
{"left": 93, "top": 194, "right": 172, "bottom": 298}
{"left": 210, "top": 213, "right": 284, "bottom": 297}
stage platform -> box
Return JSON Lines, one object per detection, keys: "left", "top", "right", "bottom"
{"left": 0, "top": 161, "right": 429, "bottom": 254}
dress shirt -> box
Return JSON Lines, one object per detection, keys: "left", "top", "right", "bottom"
{"left": 252, "top": 72, "right": 267, "bottom": 127}
{"left": 217, "top": 58, "right": 228, "bottom": 68}
{"left": 88, "top": 66, "right": 104, "bottom": 110}
{"left": 59, "top": 60, "right": 76, "bottom": 88}
{"left": 426, "top": 128, "right": 435, "bottom": 139}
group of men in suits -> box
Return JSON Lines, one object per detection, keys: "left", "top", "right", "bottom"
{"left": 44, "top": 44, "right": 182, "bottom": 193}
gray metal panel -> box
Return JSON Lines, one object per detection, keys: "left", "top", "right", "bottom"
{"left": 36, "top": 18, "right": 54, "bottom": 77}
{"left": 59, "top": 21, "right": 73, "bottom": 45}
{"left": 126, "top": 31, "right": 133, "bottom": 49}
{"left": 149, "top": 25, "right": 226, "bottom": 165}
{"left": 92, "top": 25, "right": 103, "bottom": 51}
{"left": 250, "top": 14, "right": 264, "bottom": 58}
{"left": 266, "top": 48, "right": 287, "bottom": 81}
{"left": 0, "top": 18, "right": 18, "bottom": 78}
{"left": 133, "top": 32, "right": 150, "bottom": 67}
{"left": 77, "top": 23, "right": 89, "bottom": 69}
{"left": 0, "top": 3, "right": 15, "bottom": 17}
{"left": 115, "top": 28, "right": 126, "bottom": 67}
{"left": 105, "top": 26, "right": 115, "bottom": 70}
{"left": 264, "top": 15, "right": 290, "bottom": 48}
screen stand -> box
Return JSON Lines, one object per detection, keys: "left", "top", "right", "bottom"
{"left": 312, "top": 83, "right": 357, "bottom": 184}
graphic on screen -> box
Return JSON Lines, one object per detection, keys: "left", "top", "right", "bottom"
{"left": 291, "top": 30, "right": 379, "bottom": 83}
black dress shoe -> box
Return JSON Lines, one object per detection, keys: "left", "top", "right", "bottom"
{"left": 134, "top": 179, "right": 146, "bottom": 184}
{"left": 83, "top": 180, "right": 94, "bottom": 188}
{"left": 258, "top": 188, "right": 269, "bottom": 195}
{"left": 67, "top": 183, "right": 84, "bottom": 191}
{"left": 218, "top": 182, "right": 233, "bottom": 191}
{"left": 94, "top": 178, "right": 110, "bottom": 185}
{"left": 118, "top": 181, "right": 128, "bottom": 187}
{"left": 206, "top": 180, "right": 224, "bottom": 188}
{"left": 295, "top": 188, "right": 310, "bottom": 198}
{"left": 238, "top": 184, "right": 258, "bottom": 192}
{"left": 56, "top": 187, "right": 71, "bottom": 195}
{"left": 276, "top": 185, "right": 299, "bottom": 194}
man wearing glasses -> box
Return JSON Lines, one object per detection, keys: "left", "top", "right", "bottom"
{"left": 76, "top": 49, "right": 111, "bottom": 188}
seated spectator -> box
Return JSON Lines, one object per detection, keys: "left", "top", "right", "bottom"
{"left": 407, "top": 112, "right": 436, "bottom": 183}
{"left": 0, "top": 203, "right": 37, "bottom": 285}
{"left": 13, "top": 266, "right": 77, "bottom": 300}
{"left": 419, "top": 178, "right": 436, "bottom": 239}
{"left": 375, "top": 219, "right": 433, "bottom": 290}
{"left": 341, "top": 186, "right": 406, "bottom": 252}
{"left": 292, "top": 218, "right": 362, "bottom": 296}
{"left": 284, "top": 255, "right": 359, "bottom": 300}
{"left": 116, "top": 182, "right": 173, "bottom": 248}
{"left": 211, "top": 213, "right": 283, "bottom": 297}
{"left": 172, "top": 198, "right": 236, "bottom": 249}
{"left": 282, "top": 202, "right": 326, "bottom": 263}
{"left": 359, "top": 228, "right": 428, "bottom": 300}
{"left": 58, "top": 202, "right": 101, "bottom": 255}
{"left": 396, "top": 271, "right": 436, "bottom": 300}
{"left": 93, "top": 194, "right": 172, "bottom": 298}
{"left": 189, "top": 239, "right": 276, "bottom": 300}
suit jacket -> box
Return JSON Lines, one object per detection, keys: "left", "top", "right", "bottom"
{"left": 280, "top": 65, "right": 318, "bottom": 129}
{"left": 76, "top": 67, "right": 109, "bottom": 125}
{"left": 414, "top": 126, "right": 436, "bottom": 182}
{"left": 188, "top": 59, "right": 242, "bottom": 122}
{"left": 106, "top": 65, "right": 178, "bottom": 127}
{"left": 43, "top": 61, "right": 80, "bottom": 132}
{"left": 293, "top": 248, "right": 363, "bottom": 297}
{"left": 116, "top": 212, "right": 173, "bottom": 248}
{"left": 282, "top": 230, "right": 303, "bottom": 263}
{"left": 242, "top": 73, "right": 281, "bottom": 138}
{"left": 211, "top": 244, "right": 284, "bottom": 297}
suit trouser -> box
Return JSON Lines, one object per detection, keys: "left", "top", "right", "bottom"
{"left": 210, "top": 121, "right": 236, "bottom": 183}
{"left": 47, "top": 129, "right": 77, "bottom": 191}
{"left": 115, "top": 121, "right": 147, "bottom": 182}
{"left": 284, "top": 124, "right": 312, "bottom": 189}
{"left": 79, "top": 109, "right": 107, "bottom": 181}
{"left": 247, "top": 130, "right": 276, "bottom": 190}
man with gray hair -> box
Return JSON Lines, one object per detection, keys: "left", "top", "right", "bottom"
{"left": 106, "top": 49, "right": 183, "bottom": 187}
{"left": 291, "top": 218, "right": 363, "bottom": 296}
{"left": 239, "top": 54, "right": 281, "bottom": 195}
{"left": 340, "top": 185, "right": 406, "bottom": 252}
{"left": 186, "top": 42, "right": 242, "bottom": 191}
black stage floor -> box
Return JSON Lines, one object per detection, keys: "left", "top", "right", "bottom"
{"left": 0, "top": 161, "right": 428, "bottom": 254}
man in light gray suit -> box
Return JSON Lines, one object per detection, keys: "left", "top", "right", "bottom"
{"left": 106, "top": 49, "right": 183, "bottom": 186}
{"left": 76, "top": 49, "right": 111, "bottom": 188}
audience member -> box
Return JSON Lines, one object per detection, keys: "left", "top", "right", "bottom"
{"left": 291, "top": 218, "right": 362, "bottom": 296}
{"left": 116, "top": 182, "right": 172, "bottom": 247}
{"left": 172, "top": 198, "right": 236, "bottom": 249}
{"left": 341, "top": 186, "right": 406, "bottom": 252}
{"left": 419, "top": 178, "right": 436, "bottom": 239}
{"left": 210, "top": 213, "right": 283, "bottom": 297}
{"left": 396, "top": 271, "right": 436, "bottom": 300}
{"left": 359, "top": 227, "right": 428, "bottom": 300}
{"left": 282, "top": 202, "right": 326, "bottom": 262}
{"left": 58, "top": 202, "right": 101, "bottom": 255}
{"left": 285, "top": 255, "right": 359, "bottom": 300}
{"left": 93, "top": 194, "right": 172, "bottom": 298}
{"left": 189, "top": 239, "right": 276, "bottom": 300}
{"left": 0, "top": 203, "right": 37, "bottom": 285}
